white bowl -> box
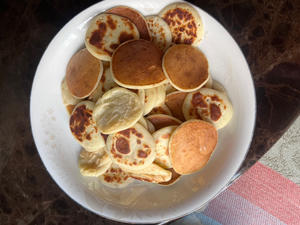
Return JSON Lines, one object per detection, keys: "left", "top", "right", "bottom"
{"left": 30, "top": 0, "right": 256, "bottom": 223}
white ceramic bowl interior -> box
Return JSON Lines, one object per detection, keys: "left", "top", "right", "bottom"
{"left": 30, "top": 0, "right": 256, "bottom": 223}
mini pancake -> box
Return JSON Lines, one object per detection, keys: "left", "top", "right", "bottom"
{"left": 147, "top": 114, "right": 182, "bottom": 131}
{"left": 70, "top": 101, "right": 105, "bottom": 151}
{"left": 111, "top": 39, "right": 167, "bottom": 89}
{"left": 126, "top": 163, "right": 172, "bottom": 183}
{"left": 88, "top": 63, "right": 118, "bottom": 102}
{"left": 153, "top": 126, "right": 177, "bottom": 169}
{"left": 162, "top": 44, "right": 209, "bottom": 92}
{"left": 78, "top": 147, "right": 112, "bottom": 177}
{"left": 159, "top": 168, "right": 181, "bottom": 186}
{"left": 107, "top": 6, "right": 151, "bottom": 41}
{"left": 66, "top": 48, "right": 103, "bottom": 99}
{"left": 183, "top": 88, "right": 233, "bottom": 129}
{"left": 145, "top": 118, "right": 155, "bottom": 134}
{"left": 99, "top": 164, "right": 133, "bottom": 188}
{"left": 93, "top": 87, "right": 143, "bottom": 134}
{"left": 169, "top": 120, "right": 218, "bottom": 175}
{"left": 204, "top": 73, "right": 213, "bottom": 88}
{"left": 61, "top": 78, "right": 81, "bottom": 115}
{"left": 159, "top": 2, "right": 204, "bottom": 45}
{"left": 212, "top": 79, "right": 226, "bottom": 93}
{"left": 165, "top": 91, "right": 188, "bottom": 121}
{"left": 146, "top": 15, "right": 172, "bottom": 51}
{"left": 143, "top": 87, "right": 158, "bottom": 115}
{"left": 149, "top": 104, "right": 172, "bottom": 116}
{"left": 85, "top": 13, "right": 139, "bottom": 61}
{"left": 138, "top": 117, "right": 148, "bottom": 129}
{"left": 106, "top": 123, "right": 156, "bottom": 171}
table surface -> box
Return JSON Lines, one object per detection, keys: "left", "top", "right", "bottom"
{"left": 0, "top": 0, "right": 299, "bottom": 224}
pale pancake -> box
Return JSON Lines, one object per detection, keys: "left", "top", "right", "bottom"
{"left": 111, "top": 39, "right": 167, "bottom": 89}
{"left": 162, "top": 44, "right": 209, "bottom": 92}
{"left": 78, "top": 147, "right": 112, "bottom": 177}
{"left": 159, "top": 2, "right": 204, "bottom": 45}
{"left": 69, "top": 101, "right": 105, "bottom": 151}
{"left": 145, "top": 118, "right": 155, "bottom": 134}
{"left": 88, "top": 63, "right": 118, "bottom": 102}
{"left": 145, "top": 15, "right": 172, "bottom": 51}
{"left": 149, "top": 104, "right": 172, "bottom": 116}
{"left": 93, "top": 87, "right": 143, "bottom": 134}
{"left": 204, "top": 73, "right": 213, "bottom": 88}
{"left": 99, "top": 164, "right": 133, "bottom": 188}
{"left": 107, "top": 6, "right": 151, "bottom": 41}
{"left": 85, "top": 13, "right": 139, "bottom": 61}
{"left": 153, "top": 85, "right": 166, "bottom": 108}
{"left": 138, "top": 117, "right": 148, "bottom": 129}
{"left": 143, "top": 87, "right": 158, "bottom": 115}
{"left": 126, "top": 163, "right": 172, "bottom": 183}
{"left": 159, "top": 168, "right": 181, "bottom": 186}
{"left": 169, "top": 120, "right": 218, "bottom": 175}
{"left": 129, "top": 89, "right": 145, "bottom": 107}
{"left": 153, "top": 126, "right": 177, "bottom": 168}
{"left": 106, "top": 123, "right": 156, "bottom": 171}
{"left": 165, "top": 91, "right": 188, "bottom": 121}
{"left": 66, "top": 48, "right": 103, "bottom": 99}
{"left": 183, "top": 88, "right": 233, "bottom": 129}
{"left": 212, "top": 79, "right": 226, "bottom": 93}
{"left": 61, "top": 78, "right": 80, "bottom": 115}
{"left": 147, "top": 114, "right": 182, "bottom": 131}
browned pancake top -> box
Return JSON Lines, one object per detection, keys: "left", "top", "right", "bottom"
{"left": 147, "top": 114, "right": 181, "bottom": 130}
{"left": 165, "top": 91, "right": 188, "bottom": 121}
{"left": 112, "top": 40, "right": 166, "bottom": 86}
{"left": 163, "top": 44, "right": 208, "bottom": 90}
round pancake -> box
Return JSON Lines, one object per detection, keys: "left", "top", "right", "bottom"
{"left": 149, "top": 104, "right": 172, "bottom": 116}
{"left": 106, "top": 123, "right": 156, "bottom": 171}
{"left": 145, "top": 15, "right": 172, "bottom": 51}
{"left": 99, "top": 164, "right": 133, "bottom": 188}
{"left": 143, "top": 87, "right": 158, "bottom": 115}
{"left": 159, "top": 168, "right": 181, "bottom": 186}
{"left": 61, "top": 78, "right": 81, "bottom": 115}
{"left": 162, "top": 44, "right": 209, "bottom": 92}
{"left": 183, "top": 88, "right": 233, "bottom": 129}
{"left": 88, "top": 63, "right": 118, "bottom": 102}
{"left": 111, "top": 39, "right": 167, "bottom": 89}
{"left": 78, "top": 147, "right": 112, "bottom": 177}
{"left": 169, "top": 120, "right": 218, "bottom": 175}
{"left": 165, "top": 91, "right": 188, "bottom": 121}
{"left": 145, "top": 118, "right": 155, "bottom": 134}
{"left": 66, "top": 48, "right": 103, "bottom": 99}
{"left": 153, "top": 126, "right": 177, "bottom": 168}
{"left": 69, "top": 101, "right": 105, "bottom": 151}
{"left": 204, "top": 73, "right": 213, "bottom": 88}
{"left": 164, "top": 82, "right": 177, "bottom": 94}
{"left": 107, "top": 6, "right": 151, "bottom": 41}
{"left": 85, "top": 13, "right": 139, "bottom": 61}
{"left": 212, "top": 79, "right": 226, "bottom": 93}
{"left": 125, "top": 163, "right": 172, "bottom": 183}
{"left": 147, "top": 114, "right": 182, "bottom": 131}
{"left": 159, "top": 2, "right": 204, "bottom": 45}
{"left": 93, "top": 87, "right": 143, "bottom": 134}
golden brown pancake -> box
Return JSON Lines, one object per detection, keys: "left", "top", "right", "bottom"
{"left": 107, "top": 6, "right": 151, "bottom": 41}
{"left": 66, "top": 49, "right": 102, "bottom": 99}
{"left": 169, "top": 120, "right": 218, "bottom": 175}
{"left": 111, "top": 39, "right": 167, "bottom": 89}
{"left": 165, "top": 91, "right": 188, "bottom": 121}
{"left": 162, "top": 44, "right": 209, "bottom": 92}
{"left": 147, "top": 114, "right": 181, "bottom": 131}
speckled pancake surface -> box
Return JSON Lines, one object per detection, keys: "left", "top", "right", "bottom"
{"left": 107, "top": 6, "right": 151, "bottom": 41}
{"left": 169, "top": 120, "right": 218, "bottom": 175}
{"left": 69, "top": 101, "right": 105, "bottom": 151}
{"left": 78, "top": 148, "right": 112, "bottom": 177}
{"left": 93, "top": 87, "right": 143, "bottom": 134}
{"left": 162, "top": 44, "right": 209, "bottom": 92}
{"left": 106, "top": 123, "right": 156, "bottom": 171}
{"left": 99, "top": 164, "right": 133, "bottom": 188}
{"left": 153, "top": 126, "right": 177, "bottom": 169}
{"left": 61, "top": 78, "right": 80, "bottom": 114}
{"left": 85, "top": 13, "right": 139, "bottom": 61}
{"left": 165, "top": 91, "right": 187, "bottom": 121}
{"left": 146, "top": 15, "right": 172, "bottom": 51}
{"left": 183, "top": 88, "right": 233, "bottom": 129}
{"left": 159, "top": 2, "right": 204, "bottom": 45}
{"left": 66, "top": 49, "right": 103, "bottom": 99}
{"left": 147, "top": 114, "right": 181, "bottom": 131}
{"left": 111, "top": 39, "right": 167, "bottom": 89}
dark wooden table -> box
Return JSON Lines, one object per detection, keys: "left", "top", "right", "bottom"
{"left": 0, "top": 0, "right": 299, "bottom": 224}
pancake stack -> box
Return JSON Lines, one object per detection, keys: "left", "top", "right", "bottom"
{"left": 60, "top": 2, "right": 234, "bottom": 188}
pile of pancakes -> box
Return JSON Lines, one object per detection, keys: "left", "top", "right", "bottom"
{"left": 61, "top": 3, "right": 233, "bottom": 188}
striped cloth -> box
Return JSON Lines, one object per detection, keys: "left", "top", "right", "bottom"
{"left": 171, "top": 162, "right": 300, "bottom": 225}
